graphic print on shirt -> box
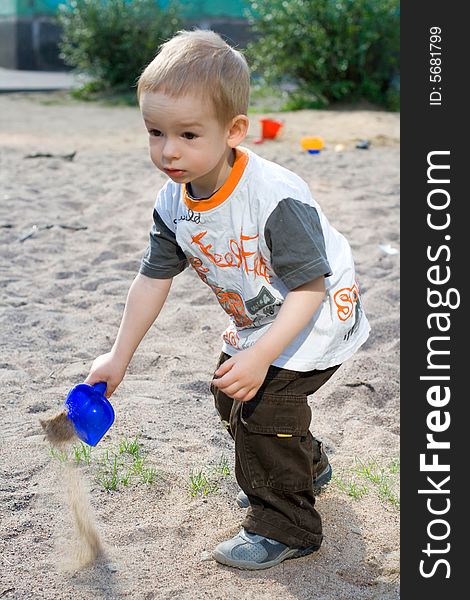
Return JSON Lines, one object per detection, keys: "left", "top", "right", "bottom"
{"left": 188, "top": 256, "right": 254, "bottom": 328}
{"left": 344, "top": 294, "right": 364, "bottom": 341}
{"left": 191, "top": 230, "right": 272, "bottom": 283}
{"left": 222, "top": 328, "right": 242, "bottom": 350}
{"left": 188, "top": 256, "right": 210, "bottom": 284}
{"left": 245, "top": 286, "right": 278, "bottom": 317}
{"left": 211, "top": 285, "right": 254, "bottom": 328}
{"left": 334, "top": 284, "right": 359, "bottom": 321}
{"left": 187, "top": 230, "right": 276, "bottom": 330}
{"left": 173, "top": 209, "right": 201, "bottom": 225}
{"left": 333, "top": 282, "right": 364, "bottom": 341}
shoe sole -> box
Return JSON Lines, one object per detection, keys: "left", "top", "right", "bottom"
{"left": 213, "top": 543, "right": 320, "bottom": 570}
{"left": 236, "top": 464, "right": 333, "bottom": 509}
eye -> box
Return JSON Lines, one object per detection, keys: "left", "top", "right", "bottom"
{"left": 148, "top": 129, "right": 162, "bottom": 137}
{"left": 182, "top": 132, "right": 197, "bottom": 140}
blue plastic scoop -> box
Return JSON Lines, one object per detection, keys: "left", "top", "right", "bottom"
{"left": 64, "top": 382, "right": 115, "bottom": 446}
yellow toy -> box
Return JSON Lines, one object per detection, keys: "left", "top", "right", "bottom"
{"left": 300, "top": 136, "right": 325, "bottom": 154}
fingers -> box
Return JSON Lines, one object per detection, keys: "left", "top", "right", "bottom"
{"left": 228, "top": 387, "right": 258, "bottom": 402}
{"left": 212, "top": 368, "right": 247, "bottom": 398}
{"left": 212, "top": 380, "right": 260, "bottom": 402}
{"left": 100, "top": 380, "right": 117, "bottom": 398}
{"left": 214, "top": 358, "right": 234, "bottom": 377}
{"left": 83, "top": 374, "right": 117, "bottom": 398}
{"left": 84, "top": 362, "right": 102, "bottom": 386}
{"left": 211, "top": 354, "right": 265, "bottom": 402}
{"left": 217, "top": 382, "right": 246, "bottom": 398}
{"left": 212, "top": 369, "right": 238, "bottom": 390}
{"left": 84, "top": 372, "right": 107, "bottom": 387}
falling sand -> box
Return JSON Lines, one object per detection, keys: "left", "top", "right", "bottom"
{"left": 40, "top": 411, "right": 77, "bottom": 446}
{"left": 40, "top": 413, "right": 104, "bottom": 570}
{"left": 63, "top": 463, "right": 104, "bottom": 570}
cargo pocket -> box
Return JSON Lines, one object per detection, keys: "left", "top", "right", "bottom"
{"left": 238, "top": 394, "right": 314, "bottom": 492}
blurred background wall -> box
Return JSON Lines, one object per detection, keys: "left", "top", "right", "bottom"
{"left": 0, "top": 0, "right": 251, "bottom": 70}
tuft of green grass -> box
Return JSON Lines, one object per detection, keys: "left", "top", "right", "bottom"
{"left": 47, "top": 434, "right": 159, "bottom": 492}
{"left": 97, "top": 455, "right": 119, "bottom": 491}
{"left": 73, "top": 441, "right": 92, "bottom": 465}
{"left": 348, "top": 481, "right": 368, "bottom": 500}
{"left": 140, "top": 467, "right": 158, "bottom": 484}
{"left": 49, "top": 446, "right": 68, "bottom": 463}
{"left": 189, "top": 470, "right": 219, "bottom": 497}
{"left": 187, "top": 454, "right": 232, "bottom": 498}
{"left": 132, "top": 455, "right": 145, "bottom": 476}
{"left": 120, "top": 470, "right": 132, "bottom": 487}
{"left": 389, "top": 457, "right": 400, "bottom": 475}
{"left": 211, "top": 455, "right": 231, "bottom": 478}
{"left": 118, "top": 435, "right": 142, "bottom": 458}
{"left": 354, "top": 457, "right": 400, "bottom": 509}
{"left": 354, "top": 458, "right": 385, "bottom": 485}
{"left": 333, "top": 474, "right": 368, "bottom": 500}
{"left": 378, "top": 479, "right": 400, "bottom": 508}
{"left": 96, "top": 441, "right": 157, "bottom": 491}
{"left": 333, "top": 456, "right": 400, "bottom": 509}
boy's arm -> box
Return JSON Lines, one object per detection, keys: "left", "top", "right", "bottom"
{"left": 212, "top": 276, "right": 326, "bottom": 402}
{"left": 84, "top": 273, "right": 172, "bottom": 397}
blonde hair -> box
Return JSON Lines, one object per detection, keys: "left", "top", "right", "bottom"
{"left": 137, "top": 30, "right": 250, "bottom": 125}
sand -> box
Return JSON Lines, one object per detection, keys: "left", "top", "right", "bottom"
{"left": 64, "top": 463, "right": 104, "bottom": 571}
{"left": 40, "top": 410, "right": 77, "bottom": 446}
{"left": 0, "top": 92, "right": 399, "bottom": 599}
{"left": 38, "top": 412, "right": 103, "bottom": 572}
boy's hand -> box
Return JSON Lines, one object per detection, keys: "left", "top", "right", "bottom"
{"left": 84, "top": 351, "right": 128, "bottom": 398}
{"left": 211, "top": 347, "right": 271, "bottom": 402}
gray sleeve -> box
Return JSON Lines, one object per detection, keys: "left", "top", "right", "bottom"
{"left": 264, "top": 197, "right": 332, "bottom": 290}
{"left": 139, "top": 209, "right": 188, "bottom": 278}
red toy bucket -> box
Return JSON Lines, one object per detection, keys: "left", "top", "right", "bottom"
{"left": 260, "top": 118, "right": 283, "bottom": 139}
{"left": 255, "top": 118, "right": 283, "bottom": 143}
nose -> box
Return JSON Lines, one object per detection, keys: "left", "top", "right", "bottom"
{"left": 162, "top": 136, "right": 181, "bottom": 163}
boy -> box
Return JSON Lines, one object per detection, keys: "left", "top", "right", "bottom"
{"left": 84, "top": 30, "right": 370, "bottom": 570}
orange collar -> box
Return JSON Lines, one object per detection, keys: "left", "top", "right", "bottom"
{"left": 182, "top": 147, "right": 249, "bottom": 212}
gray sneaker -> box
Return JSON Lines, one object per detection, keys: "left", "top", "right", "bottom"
{"left": 212, "top": 528, "right": 320, "bottom": 570}
{"left": 236, "top": 462, "right": 332, "bottom": 509}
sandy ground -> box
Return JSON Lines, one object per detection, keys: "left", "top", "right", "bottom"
{"left": 0, "top": 92, "right": 399, "bottom": 599}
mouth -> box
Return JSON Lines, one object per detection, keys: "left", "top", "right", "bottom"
{"left": 164, "top": 168, "right": 186, "bottom": 178}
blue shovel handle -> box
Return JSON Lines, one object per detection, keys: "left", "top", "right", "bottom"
{"left": 93, "top": 381, "right": 107, "bottom": 395}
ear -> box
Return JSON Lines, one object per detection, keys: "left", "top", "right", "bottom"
{"left": 227, "top": 115, "right": 249, "bottom": 148}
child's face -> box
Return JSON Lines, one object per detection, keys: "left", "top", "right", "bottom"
{"left": 140, "top": 91, "right": 241, "bottom": 197}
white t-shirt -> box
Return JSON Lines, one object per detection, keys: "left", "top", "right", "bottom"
{"left": 140, "top": 147, "right": 370, "bottom": 370}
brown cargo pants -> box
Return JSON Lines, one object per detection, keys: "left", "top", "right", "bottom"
{"left": 211, "top": 352, "right": 340, "bottom": 549}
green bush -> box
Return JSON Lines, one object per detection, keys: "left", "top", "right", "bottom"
{"left": 58, "top": 0, "right": 183, "bottom": 94}
{"left": 246, "top": 0, "right": 399, "bottom": 110}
